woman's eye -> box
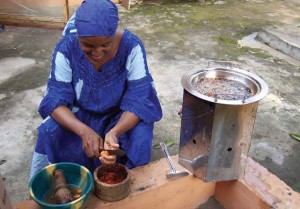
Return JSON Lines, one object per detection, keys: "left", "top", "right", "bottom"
{"left": 83, "top": 43, "right": 93, "bottom": 48}
{"left": 103, "top": 44, "right": 109, "bottom": 48}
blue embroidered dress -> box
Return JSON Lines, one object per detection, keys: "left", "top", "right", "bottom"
{"left": 32, "top": 29, "right": 162, "bottom": 175}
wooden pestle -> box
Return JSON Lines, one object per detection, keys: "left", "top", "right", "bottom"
{"left": 53, "top": 169, "right": 73, "bottom": 204}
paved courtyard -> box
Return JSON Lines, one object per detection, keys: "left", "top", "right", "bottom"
{"left": 0, "top": 0, "right": 300, "bottom": 204}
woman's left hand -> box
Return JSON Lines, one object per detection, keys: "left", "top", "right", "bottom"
{"left": 99, "top": 130, "right": 119, "bottom": 165}
{"left": 99, "top": 111, "right": 139, "bottom": 165}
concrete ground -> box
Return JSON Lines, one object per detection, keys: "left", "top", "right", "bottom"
{"left": 0, "top": 0, "right": 300, "bottom": 205}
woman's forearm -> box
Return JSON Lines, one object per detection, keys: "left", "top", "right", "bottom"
{"left": 52, "top": 106, "right": 103, "bottom": 158}
{"left": 110, "top": 111, "right": 140, "bottom": 137}
{"left": 51, "top": 106, "right": 89, "bottom": 137}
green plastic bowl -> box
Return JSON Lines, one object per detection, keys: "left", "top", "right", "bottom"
{"left": 29, "top": 163, "right": 93, "bottom": 209}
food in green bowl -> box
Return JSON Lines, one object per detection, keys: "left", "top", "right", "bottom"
{"left": 29, "top": 163, "right": 93, "bottom": 209}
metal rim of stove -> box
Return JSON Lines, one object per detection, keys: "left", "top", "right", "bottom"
{"left": 181, "top": 67, "right": 269, "bottom": 105}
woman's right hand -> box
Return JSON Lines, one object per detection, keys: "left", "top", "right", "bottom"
{"left": 80, "top": 126, "right": 103, "bottom": 158}
{"left": 51, "top": 106, "right": 103, "bottom": 159}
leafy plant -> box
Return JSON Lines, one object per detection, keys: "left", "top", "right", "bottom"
{"left": 153, "top": 139, "right": 176, "bottom": 149}
{"left": 289, "top": 133, "right": 300, "bottom": 142}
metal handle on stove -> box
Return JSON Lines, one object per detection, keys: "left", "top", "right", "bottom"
{"left": 207, "top": 60, "right": 233, "bottom": 69}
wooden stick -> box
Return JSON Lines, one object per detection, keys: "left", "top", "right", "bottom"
{"left": 0, "top": 14, "right": 64, "bottom": 30}
{"left": 63, "top": 0, "right": 70, "bottom": 25}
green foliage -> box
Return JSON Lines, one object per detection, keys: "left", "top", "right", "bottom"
{"left": 153, "top": 139, "right": 176, "bottom": 149}
{"left": 289, "top": 133, "right": 300, "bottom": 142}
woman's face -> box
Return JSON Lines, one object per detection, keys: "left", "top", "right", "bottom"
{"left": 78, "top": 35, "right": 115, "bottom": 66}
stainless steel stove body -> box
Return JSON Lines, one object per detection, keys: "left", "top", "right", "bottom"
{"left": 179, "top": 66, "right": 268, "bottom": 182}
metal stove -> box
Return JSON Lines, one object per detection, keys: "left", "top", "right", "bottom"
{"left": 178, "top": 63, "right": 268, "bottom": 182}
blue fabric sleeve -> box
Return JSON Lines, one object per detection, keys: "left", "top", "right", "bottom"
{"left": 38, "top": 39, "right": 75, "bottom": 119}
{"left": 38, "top": 80, "right": 74, "bottom": 119}
{"left": 121, "top": 39, "right": 162, "bottom": 124}
{"left": 120, "top": 77, "right": 162, "bottom": 124}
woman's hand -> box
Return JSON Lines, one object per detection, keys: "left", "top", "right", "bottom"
{"left": 99, "top": 111, "right": 139, "bottom": 165}
{"left": 99, "top": 130, "right": 119, "bottom": 165}
{"left": 80, "top": 126, "right": 103, "bottom": 158}
{"left": 51, "top": 106, "right": 104, "bottom": 159}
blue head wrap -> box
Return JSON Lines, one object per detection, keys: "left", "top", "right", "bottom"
{"left": 75, "top": 0, "right": 119, "bottom": 37}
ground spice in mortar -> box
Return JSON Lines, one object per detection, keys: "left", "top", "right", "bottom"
{"left": 100, "top": 172, "right": 126, "bottom": 184}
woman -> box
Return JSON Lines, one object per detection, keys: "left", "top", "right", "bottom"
{"left": 30, "top": 0, "right": 162, "bottom": 178}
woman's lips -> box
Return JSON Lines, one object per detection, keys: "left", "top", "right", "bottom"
{"left": 90, "top": 55, "right": 103, "bottom": 62}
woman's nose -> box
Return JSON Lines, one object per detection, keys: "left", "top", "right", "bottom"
{"left": 92, "top": 47, "right": 104, "bottom": 56}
